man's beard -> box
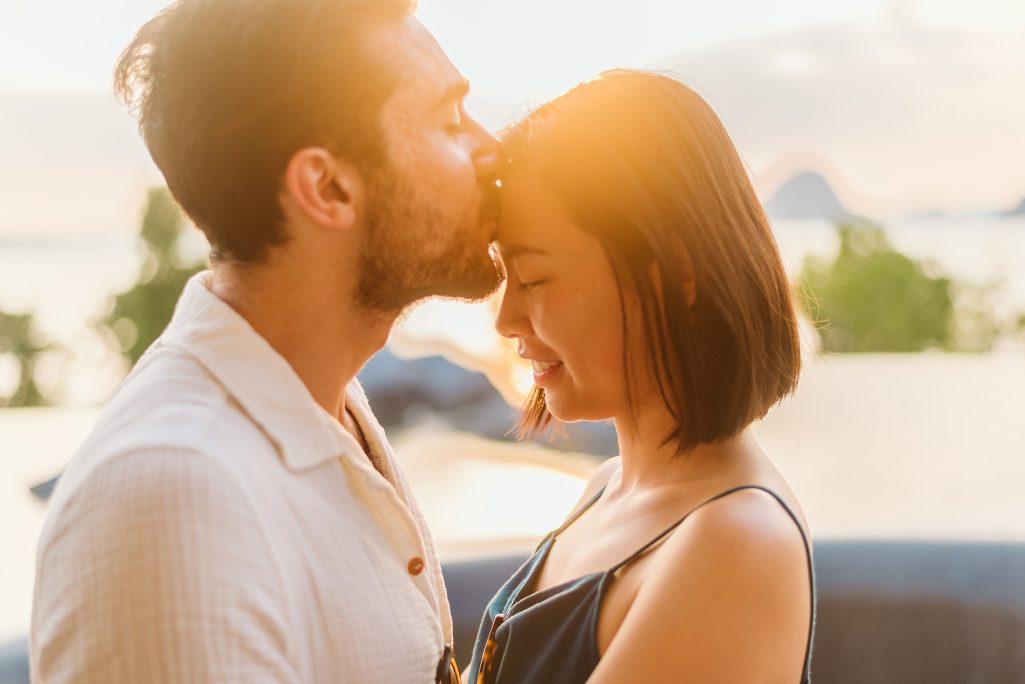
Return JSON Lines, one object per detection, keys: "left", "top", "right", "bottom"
{"left": 356, "top": 164, "right": 503, "bottom": 314}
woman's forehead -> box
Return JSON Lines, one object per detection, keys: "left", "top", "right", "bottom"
{"left": 497, "top": 173, "right": 556, "bottom": 245}
{"left": 497, "top": 173, "right": 590, "bottom": 257}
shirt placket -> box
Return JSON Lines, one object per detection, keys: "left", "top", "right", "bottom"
{"left": 340, "top": 456, "right": 445, "bottom": 639}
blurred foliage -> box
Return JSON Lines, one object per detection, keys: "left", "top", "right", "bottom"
{"left": 100, "top": 187, "right": 205, "bottom": 364}
{"left": 798, "top": 224, "right": 958, "bottom": 352}
{"left": 797, "top": 223, "right": 1024, "bottom": 352}
{"left": 0, "top": 310, "right": 52, "bottom": 407}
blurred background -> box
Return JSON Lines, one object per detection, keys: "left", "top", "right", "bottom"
{"left": 2, "top": 0, "right": 1024, "bottom": 659}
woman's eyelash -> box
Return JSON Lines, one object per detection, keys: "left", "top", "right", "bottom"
{"left": 518, "top": 279, "right": 546, "bottom": 291}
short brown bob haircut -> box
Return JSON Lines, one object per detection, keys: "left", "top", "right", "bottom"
{"left": 504, "top": 69, "right": 802, "bottom": 454}
{"left": 114, "top": 0, "right": 416, "bottom": 264}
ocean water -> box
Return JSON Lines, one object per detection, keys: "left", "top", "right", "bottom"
{"left": 3, "top": 216, "right": 1024, "bottom": 339}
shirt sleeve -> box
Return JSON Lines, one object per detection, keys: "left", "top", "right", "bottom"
{"left": 31, "top": 447, "right": 301, "bottom": 683}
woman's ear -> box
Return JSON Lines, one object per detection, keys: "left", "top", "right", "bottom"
{"left": 647, "top": 260, "right": 697, "bottom": 309}
{"left": 282, "top": 147, "right": 362, "bottom": 231}
{"left": 683, "top": 270, "right": 696, "bottom": 308}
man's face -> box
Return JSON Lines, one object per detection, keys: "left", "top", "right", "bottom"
{"left": 356, "top": 17, "right": 504, "bottom": 313}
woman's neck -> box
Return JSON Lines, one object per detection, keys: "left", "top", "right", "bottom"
{"left": 611, "top": 400, "right": 754, "bottom": 495}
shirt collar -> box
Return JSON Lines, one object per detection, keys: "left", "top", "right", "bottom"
{"left": 160, "top": 271, "right": 369, "bottom": 472}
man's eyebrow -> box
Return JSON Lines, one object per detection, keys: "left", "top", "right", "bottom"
{"left": 434, "top": 78, "right": 470, "bottom": 110}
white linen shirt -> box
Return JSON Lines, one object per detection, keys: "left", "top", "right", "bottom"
{"left": 31, "top": 272, "right": 453, "bottom": 683}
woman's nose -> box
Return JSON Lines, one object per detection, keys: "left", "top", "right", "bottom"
{"left": 494, "top": 283, "right": 531, "bottom": 341}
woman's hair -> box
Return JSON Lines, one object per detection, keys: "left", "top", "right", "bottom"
{"left": 503, "top": 69, "right": 801, "bottom": 454}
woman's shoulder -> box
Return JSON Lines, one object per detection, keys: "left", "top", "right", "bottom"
{"left": 556, "top": 456, "right": 620, "bottom": 523}
{"left": 589, "top": 486, "right": 813, "bottom": 683}
{"left": 680, "top": 486, "right": 810, "bottom": 557}
{"left": 646, "top": 485, "right": 812, "bottom": 611}
{"left": 582, "top": 456, "right": 621, "bottom": 502}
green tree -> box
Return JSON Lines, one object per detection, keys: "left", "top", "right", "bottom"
{"left": 797, "top": 224, "right": 955, "bottom": 352}
{"left": 0, "top": 310, "right": 51, "bottom": 407}
{"left": 101, "top": 187, "right": 206, "bottom": 364}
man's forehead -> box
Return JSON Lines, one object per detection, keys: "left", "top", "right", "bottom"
{"left": 375, "top": 16, "right": 466, "bottom": 109}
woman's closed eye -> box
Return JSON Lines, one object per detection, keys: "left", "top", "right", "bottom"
{"left": 513, "top": 265, "right": 548, "bottom": 291}
{"left": 503, "top": 250, "right": 551, "bottom": 291}
{"left": 518, "top": 278, "right": 547, "bottom": 291}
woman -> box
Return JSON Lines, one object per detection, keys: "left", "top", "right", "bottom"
{"left": 466, "top": 70, "right": 816, "bottom": 683}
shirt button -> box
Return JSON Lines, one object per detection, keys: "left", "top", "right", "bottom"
{"left": 408, "top": 557, "right": 425, "bottom": 576}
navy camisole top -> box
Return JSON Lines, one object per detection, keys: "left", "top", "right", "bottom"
{"left": 466, "top": 484, "right": 816, "bottom": 684}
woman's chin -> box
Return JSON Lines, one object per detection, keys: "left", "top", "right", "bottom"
{"left": 544, "top": 394, "right": 612, "bottom": 424}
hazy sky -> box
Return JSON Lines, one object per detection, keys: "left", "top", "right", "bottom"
{"left": 1, "top": 0, "right": 1024, "bottom": 236}
{"left": 0, "top": 0, "right": 875, "bottom": 92}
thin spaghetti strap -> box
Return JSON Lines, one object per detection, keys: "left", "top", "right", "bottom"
{"left": 606, "top": 484, "right": 816, "bottom": 682}
{"left": 609, "top": 484, "right": 811, "bottom": 573}
{"left": 552, "top": 484, "right": 608, "bottom": 538}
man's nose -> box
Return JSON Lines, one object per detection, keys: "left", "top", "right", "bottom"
{"left": 468, "top": 120, "right": 506, "bottom": 179}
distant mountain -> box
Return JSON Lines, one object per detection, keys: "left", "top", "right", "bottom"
{"left": 905, "top": 209, "right": 949, "bottom": 221}
{"left": 1001, "top": 198, "right": 1025, "bottom": 217}
{"left": 765, "top": 171, "right": 868, "bottom": 223}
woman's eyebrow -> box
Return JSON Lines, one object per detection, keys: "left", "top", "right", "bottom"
{"left": 499, "top": 244, "right": 549, "bottom": 259}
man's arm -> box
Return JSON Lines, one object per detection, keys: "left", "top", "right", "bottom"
{"left": 31, "top": 448, "right": 300, "bottom": 683}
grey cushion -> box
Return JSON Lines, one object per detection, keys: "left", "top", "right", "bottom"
{"left": 812, "top": 540, "right": 1025, "bottom": 683}
{"left": 0, "top": 638, "right": 28, "bottom": 684}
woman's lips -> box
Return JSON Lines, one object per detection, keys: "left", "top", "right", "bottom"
{"left": 531, "top": 360, "right": 563, "bottom": 385}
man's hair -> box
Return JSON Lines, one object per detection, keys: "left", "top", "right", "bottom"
{"left": 503, "top": 69, "right": 802, "bottom": 454}
{"left": 114, "top": 0, "right": 416, "bottom": 263}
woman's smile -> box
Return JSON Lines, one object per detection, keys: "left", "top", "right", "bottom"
{"left": 529, "top": 359, "right": 564, "bottom": 385}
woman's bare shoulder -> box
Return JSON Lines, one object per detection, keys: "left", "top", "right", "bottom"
{"left": 581, "top": 456, "right": 621, "bottom": 502}
{"left": 589, "top": 487, "right": 811, "bottom": 682}
{"left": 557, "top": 456, "right": 620, "bottom": 520}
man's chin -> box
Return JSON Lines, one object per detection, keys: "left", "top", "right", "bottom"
{"left": 439, "top": 270, "right": 503, "bottom": 302}
{"left": 430, "top": 257, "right": 504, "bottom": 302}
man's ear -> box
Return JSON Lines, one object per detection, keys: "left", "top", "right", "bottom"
{"left": 282, "top": 147, "right": 362, "bottom": 231}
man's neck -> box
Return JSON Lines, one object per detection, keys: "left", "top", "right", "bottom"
{"left": 210, "top": 262, "right": 394, "bottom": 421}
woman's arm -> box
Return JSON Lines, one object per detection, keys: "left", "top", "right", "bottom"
{"left": 586, "top": 488, "right": 811, "bottom": 684}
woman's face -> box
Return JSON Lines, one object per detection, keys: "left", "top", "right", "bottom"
{"left": 495, "top": 167, "right": 637, "bottom": 422}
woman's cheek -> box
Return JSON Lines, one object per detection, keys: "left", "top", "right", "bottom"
{"left": 531, "top": 291, "right": 567, "bottom": 348}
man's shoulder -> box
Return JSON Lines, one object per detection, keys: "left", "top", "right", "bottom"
{"left": 57, "top": 345, "right": 280, "bottom": 500}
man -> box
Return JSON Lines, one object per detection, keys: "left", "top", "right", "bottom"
{"left": 30, "top": 0, "right": 503, "bottom": 681}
